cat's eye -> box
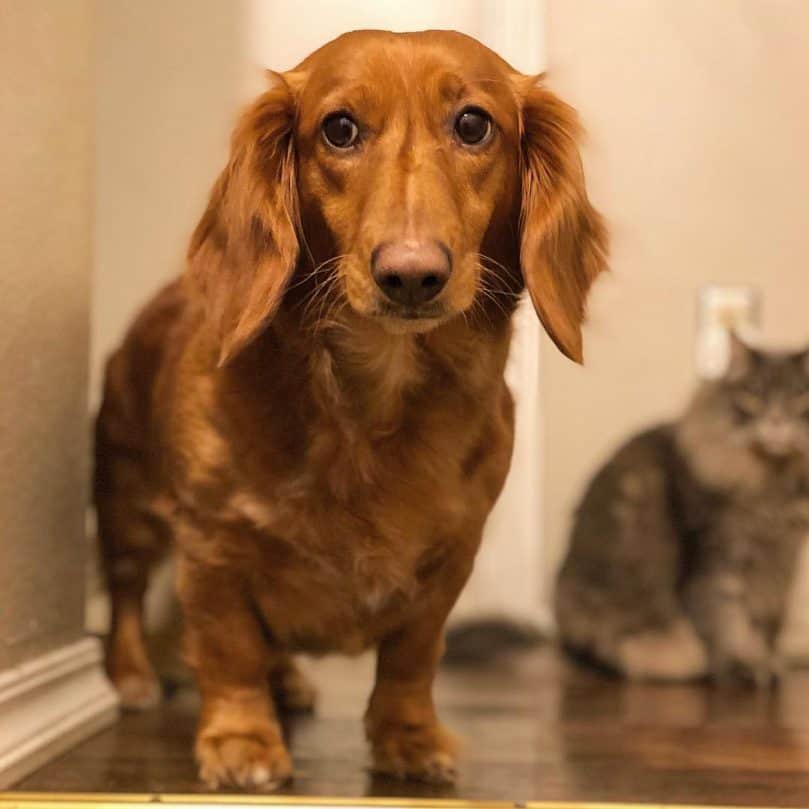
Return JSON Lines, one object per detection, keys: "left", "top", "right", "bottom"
{"left": 733, "top": 392, "right": 764, "bottom": 419}
{"left": 454, "top": 107, "right": 493, "bottom": 146}
{"left": 791, "top": 392, "right": 809, "bottom": 417}
{"left": 322, "top": 112, "right": 359, "bottom": 150}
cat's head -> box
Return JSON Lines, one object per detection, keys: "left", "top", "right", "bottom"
{"left": 676, "top": 334, "right": 809, "bottom": 493}
{"left": 719, "top": 334, "right": 809, "bottom": 461}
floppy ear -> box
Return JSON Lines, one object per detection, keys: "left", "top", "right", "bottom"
{"left": 187, "top": 72, "right": 299, "bottom": 366}
{"left": 517, "top": 76, "right": 608, "bottom": 363}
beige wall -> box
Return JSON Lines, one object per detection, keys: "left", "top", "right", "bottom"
{"left": 92, "top": 0, "right": 248, "bottom": 407}
{"left": 542, "top": 1, "right": 809, "bottom": 642}
{"left": 0, "top": 1, "right": 94, "bottom": 669}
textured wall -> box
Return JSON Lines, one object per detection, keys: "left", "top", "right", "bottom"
{"left": 542, "top": 1, "right": 809, "bottom": 651}
{"left": 0, "top": 2, "right": 94, "bottom": 668}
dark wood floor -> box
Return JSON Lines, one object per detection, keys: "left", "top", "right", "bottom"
{"left": 13, "top": 644, "right": 809, "bottom": 805}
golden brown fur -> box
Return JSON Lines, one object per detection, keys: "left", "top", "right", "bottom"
{"left": 96, "top": 30, "right": 607, "bottom": 790}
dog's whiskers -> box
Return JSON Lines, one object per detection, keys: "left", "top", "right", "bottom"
{"left": 475, "top": 252, "right": 514, "bottom": 279}
{"left": 304, "top": 270, "right": 347, "bottom": 333}
{"left": 297, "top": 258, "right": 347, "bottom": 324}
{"left": 474, "top": 263, "right": 517, "bottom": 321}
{"left": 286, "top": 255, "right": 347, "bottom": 295}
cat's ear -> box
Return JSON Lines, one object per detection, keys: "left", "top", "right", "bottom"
{"left": 725, "top": 330, "right": 754, "bottom": 381}
{"left": 797, "top": 346, "right": 809, "bottom": 375}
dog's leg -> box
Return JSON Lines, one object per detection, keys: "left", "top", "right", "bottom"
{"left": 104, "top": 551, "right": 162, "bottom": 710}
{"left": 269, "top": 655, "right": 317, "bottom": 714}
{"left": 365, "top": 616, "right": 457, "bottom": 784}
{"left": 178, "top": 555, "right": 292, "bottom": 791}
{"left": 365, "top": 559, "right": 471, "bottom": 785}
{"left": 98, "top": 468, "right": 166, "bottom": 710}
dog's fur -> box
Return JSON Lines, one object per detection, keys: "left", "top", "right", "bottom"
{"left": 96, "top": 30, "right": 607, "bottom": 790}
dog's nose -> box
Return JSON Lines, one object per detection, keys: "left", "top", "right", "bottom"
{"left": 371, "top": 241, "right": 451, "bottom": 307}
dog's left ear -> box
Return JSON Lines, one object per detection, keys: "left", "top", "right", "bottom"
{"left": 516, "top": 76, "right": 608, "bottom": 363}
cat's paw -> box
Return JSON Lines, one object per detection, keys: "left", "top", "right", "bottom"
{"left": 617, "top": 619, "right": 709, "bottom": 681}
{"left": 712, "top": 635, "right": 781, "bottom": 689}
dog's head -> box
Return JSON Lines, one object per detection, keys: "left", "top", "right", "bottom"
{"left": 188, "top": 30, "right": 607, "bottom": 365}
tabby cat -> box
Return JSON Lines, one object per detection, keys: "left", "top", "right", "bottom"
{"left": 555, "top": 335, "right": 809, "bottom": 685}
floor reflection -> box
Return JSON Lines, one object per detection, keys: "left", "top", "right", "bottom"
{"left": 14, "top": 644, "right": 809, "bottom": 805}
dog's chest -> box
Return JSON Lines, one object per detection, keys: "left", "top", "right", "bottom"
{"left": 227, "top": 421, "right": 473, "bottom": 649}
{"left": 215, "top": 334, "right": 507, "bottom": 652}
{"left": 232, "top": 442, "right": 467, "bottom": 580}
{"left": 235, "top": 485, "right": 462, "bottom": 653}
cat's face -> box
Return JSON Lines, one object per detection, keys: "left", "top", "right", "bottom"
{"left": 720, "top": 337, "right": 809, "bottom": 461}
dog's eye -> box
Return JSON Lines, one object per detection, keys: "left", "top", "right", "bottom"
{"left": 322, "top": 113, "right": 359, "bottom": 149}
{"left": 455, "top": 107, "right": 493, "bottom": 146}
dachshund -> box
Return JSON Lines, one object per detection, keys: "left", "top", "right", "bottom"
{"left": 96, "top": 29, "right": 607, "bottom": 790}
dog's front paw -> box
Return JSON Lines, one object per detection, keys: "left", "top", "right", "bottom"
{"left": 195, "top": 733, "right": 293, "bottom": 791}
{"left": 367, "top": 721, "right": 458, "bottom": 784}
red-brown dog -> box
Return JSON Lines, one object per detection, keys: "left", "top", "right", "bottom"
{"left": 96, "top": 29, "right": 607, "bottom": 790}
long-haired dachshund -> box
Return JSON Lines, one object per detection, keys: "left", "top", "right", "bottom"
{"left": 96, "top": 29, "right": 607, "bottom": 790}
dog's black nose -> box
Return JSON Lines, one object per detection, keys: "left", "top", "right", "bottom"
{"left": 371, "top": 241, "right": 451, "bottom": 307}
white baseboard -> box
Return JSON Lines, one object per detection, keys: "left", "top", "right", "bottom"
{"left": 0, "top": 637, "right": 119, "bottom": 788}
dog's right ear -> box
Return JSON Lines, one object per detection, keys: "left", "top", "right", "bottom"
{"left": 187, "top": 72, "right": 299, "bottom": 366}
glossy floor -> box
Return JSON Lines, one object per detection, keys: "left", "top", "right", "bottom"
{"left": 14, "top": 645, "right": 809, "bottom": 804}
